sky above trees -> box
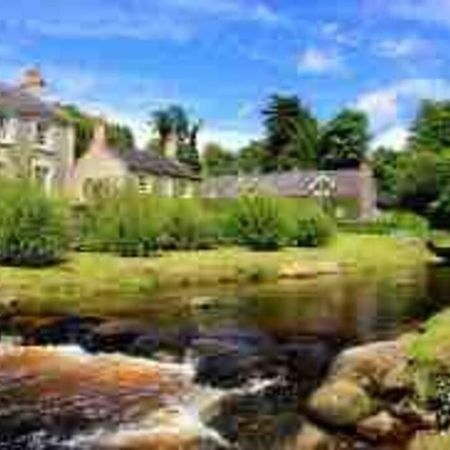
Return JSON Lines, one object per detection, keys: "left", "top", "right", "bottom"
{"left": 0, "top": 0, "right": 449, "bottom": 150}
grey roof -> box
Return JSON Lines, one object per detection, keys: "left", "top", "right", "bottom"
{"left": 200, "top": 169, "right": 365, "bottom": 198}
{"left": 0, "top": 82, "right": 55, "bottom": 119}
{"left": 117, "top": 149, "right": 201, "bottom": 180}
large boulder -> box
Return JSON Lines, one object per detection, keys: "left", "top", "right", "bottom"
{"left": 308, "top": 379, "right": 377, "bottom": 428}
{"left": 285, "top": 423, "right": 333, "bottom": 450}
{"left": 328, "top": 338, "right": 413, "bottom": 395}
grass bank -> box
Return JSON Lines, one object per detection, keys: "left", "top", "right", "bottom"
{"left": 0, "top": 234, "right": 430, "bottom": 315}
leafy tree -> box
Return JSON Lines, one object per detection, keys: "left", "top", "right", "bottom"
{"left": 150, "top": 105, "right": 201, "bottom": 172}
{"left": 237, "top": 141, "right": 266, "bottom": 174}
{"left": 150, "top": 109, "right": 173, "bottom": 155}
{"left": 410, "top": 100, "right": 450, "bottom": 153}
{"left": 371, "top": 147, "right": 401, "bottom": 207}
{"left": 202, "top": 143, "right": 237, "bottom": 176}
{"left": 319, "top": 109, "right": 370, "bottom": 169}
{"left": 105, "top": 123, "right": 135, "bottom": 154}
{"left": 262, "top": 95, "right": 319, "bottom": 171}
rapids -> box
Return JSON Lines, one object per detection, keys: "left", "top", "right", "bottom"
{"left": 0, "top": 344, "right": 227, "bottom": 449}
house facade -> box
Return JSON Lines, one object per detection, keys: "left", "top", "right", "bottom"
{"left": 0, "top": 69, "right": 75, "bottom": 193}
{"left": 71, "top": 124, "right": 201, "bottom": 201}
{"left": 200, "top": 164, "right": 377, "bottom": 220}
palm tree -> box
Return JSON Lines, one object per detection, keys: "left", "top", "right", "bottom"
{"left": 150, "top": 109, "right": 173, "bottom": 155}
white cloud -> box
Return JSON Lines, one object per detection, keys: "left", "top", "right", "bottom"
{"left": 355, "top": 78, "right": 450, "bottom": 132}
{"left": 388, "top": 0, "right": 450, "bottom": 27}
{"left": 372, "top": 126, "right": 409, "bottom": 151}
{"left": 320, "top": 22, "right": 356, "bottom": 47}
{"left": 298, "top": 48, "right": 343, "bottom": 75}
{"left": 375, "top": 37, "right": 429, "bottom": 58}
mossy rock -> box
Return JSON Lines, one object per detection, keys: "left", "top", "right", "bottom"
{"left": 308, "top": 379, "right": 377, "bottom": 428}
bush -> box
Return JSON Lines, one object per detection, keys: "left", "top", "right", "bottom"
{"left": 0, "top": 179, "right": 69, "bottom": 267}
{"left": 79, "top": 188, "right": 163, "bottom": 257}
{"left": 289, "top": 202, "right": 335, "bottom": 247}
{"left": 224, "top": 195, "right": 289, "bottom": 251}
{"left": 340, "top": 211, "right": 429, "bottom": 239}
{"left": 158, "top": 198, "right": 217, "bottom": 250}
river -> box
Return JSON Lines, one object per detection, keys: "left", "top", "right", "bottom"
{"left": 0, "top": 262, "right": 449, "bottom": 449}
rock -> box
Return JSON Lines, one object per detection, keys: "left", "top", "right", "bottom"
{"left": 315, "top": 262, "right": 341, "bottom": 275}
{"left": 390, "top": 399, "right": 437, "bottom": 430}
{"left": 408, "top": 431, "right": 450, "bottom": 450}
{"left": 129, "top": 331, "right": 161, "bottom": 358}
{"left": 85, "top": 320, "right": 153, "bottom": 353}
{"left": 279, "top": 263, "right": 318, "bottom": 279}
{"left": 279, "top": 338, "right": 334, "bottom": 381}
{"left": 356, "top": 411, "right": 404, "bottom": 442}
{"left": 329, "top": 339, "right": 410, "bottom": 394}
{"left": 25, "top": 315, "right": 102, "bottom": 346}
{"left": 308, "top": 379, "right": 377, "bottom": 428}
{"left": 286, "top": 423, "right": 333, "bottom": 450}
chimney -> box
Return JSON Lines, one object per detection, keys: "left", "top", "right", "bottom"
{"left": 89, "top": 120, "right": 108, "bottom": 155}
{"left": 19, "top": 67, "right": 46, "bottom": 97}
{"left": 164, "top": 133, "right": 178, "bottom": 159}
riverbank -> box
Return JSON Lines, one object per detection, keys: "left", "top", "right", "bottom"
{"left": 0, "top": 234, "right": 430, "bottom": 315}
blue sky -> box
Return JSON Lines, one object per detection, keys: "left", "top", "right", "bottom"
{"left": 0, "top": 0, "right": 449, "bottom": 150}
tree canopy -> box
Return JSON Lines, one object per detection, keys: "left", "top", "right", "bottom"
{"left": 409, "top": 100, "right": 450, "bottom": 153}
{"left": 202, "top": 143, "right": 237, "bottom": 177}
{"left": 319, "top": 109, "right": 370, "bottom": 169}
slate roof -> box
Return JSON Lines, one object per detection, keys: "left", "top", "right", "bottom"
{"left": 0, "top": 82, "right": 55, "bottom": 119}
{"left": 116, "top": 149, "right": 201, "bottom": 181}
{"left": 200, "top": 169, "right": 365, "bottom": 198}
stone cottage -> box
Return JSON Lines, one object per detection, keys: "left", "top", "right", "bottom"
{"left": 71, "top": 123, "right": 201, "bottom": 201}
{"left": 200, "top": 164, "right": 377, "bottom": 219}
{"left": 0, "top": 68, "right": 75, "bottom": 193}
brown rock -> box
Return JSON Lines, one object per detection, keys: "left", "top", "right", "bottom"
{"left": 356, "top": 411, "right": 404, "bottom": 442}
{"left": 285, "top": 423, "right": 333, "bottom": 450}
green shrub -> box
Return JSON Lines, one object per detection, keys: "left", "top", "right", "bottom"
{"left": 158, "top": 198, "right": 217, "bottom": 250}
{"left": 340, "top": 211, "right": 429, "bottom": 238}
{"left": 289, "top": 202, "right": 335, "bottom": 247}
{"left": 225, "top": 195, "right": 289, "bottom": 251}
{"left": 79, "top": 188, "right": 163, "bottom": 257}
{"left": 0, "top": 179, "right": 69, "bottom": 267}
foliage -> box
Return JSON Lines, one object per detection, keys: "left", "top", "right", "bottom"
{"left": 0, "top": 179, "right": 69, "bottom": 267}
{"left": 262, "top": 94, "right": 319, "bottom": 171}
{"left": 202, "top": 142, "right": 238, "bottom": 176}
{"left": 410, "top": 100, "right": 450, "bottom": 153}
{"left": 288, "top": 202, "right": 336, "bottom": 247}
{"left": 158, "top": 199, "right": 217, "bottom": 250}
{"left": 60, "top": 105, "right": 135, "bottom": 158}
{"left": 371, "top": 147, "right": 401, "bottom": 207}
{"left": 149, "top": 105, "right": 201, "bottom": 172}
{"left": 319, "top": 109, "right": 370, "bottom": 169}
{"left": 396, "top": 151, "right": 444, "bottom": 215}
{"left": 224, "top": 195, "right": 290, "bottom": 251}
{"left": 79, "top": 188, "right": 163, "bottom": 257}
{"left": 340, "top": 211, "right": 429, "bottom": 239}
{"left": 431, "top": 184, "right": 450, "bottom": 229}
{"left": 237, "top": 140, "right": 266, "bottom": 174}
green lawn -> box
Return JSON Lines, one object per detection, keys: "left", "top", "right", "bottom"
{"left": 0, "top": 234, "right": 430, "bottom": 315}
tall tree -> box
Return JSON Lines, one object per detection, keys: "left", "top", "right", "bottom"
{"left": 150, "top": 109, "right": 173, "bottom": 155}
{"left": 149, "top": 105, "right": 201, "bottom": 172}
{"left": 319, "top": 109, "right": 370, "bottom": 169}
{"left": 409, "top": 100, "right": 450, "bottom": 153}
{"left": 262, "top": 95, "right": 319, "bottom": 171}
{"left": 202, "top": 143, "right": 237, "bottom": 176}
{"left": 106, "top": 123, "right": 135, "bottom": 154}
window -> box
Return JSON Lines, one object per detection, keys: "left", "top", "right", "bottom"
{"left": 137, "top": 175, "right": 150, "bottom": 194}
{"left": 36, "top": 122, "right": 48, "bottom": 146}
{"left": 34, "top": 165, "right": 52, "bottom": 193}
